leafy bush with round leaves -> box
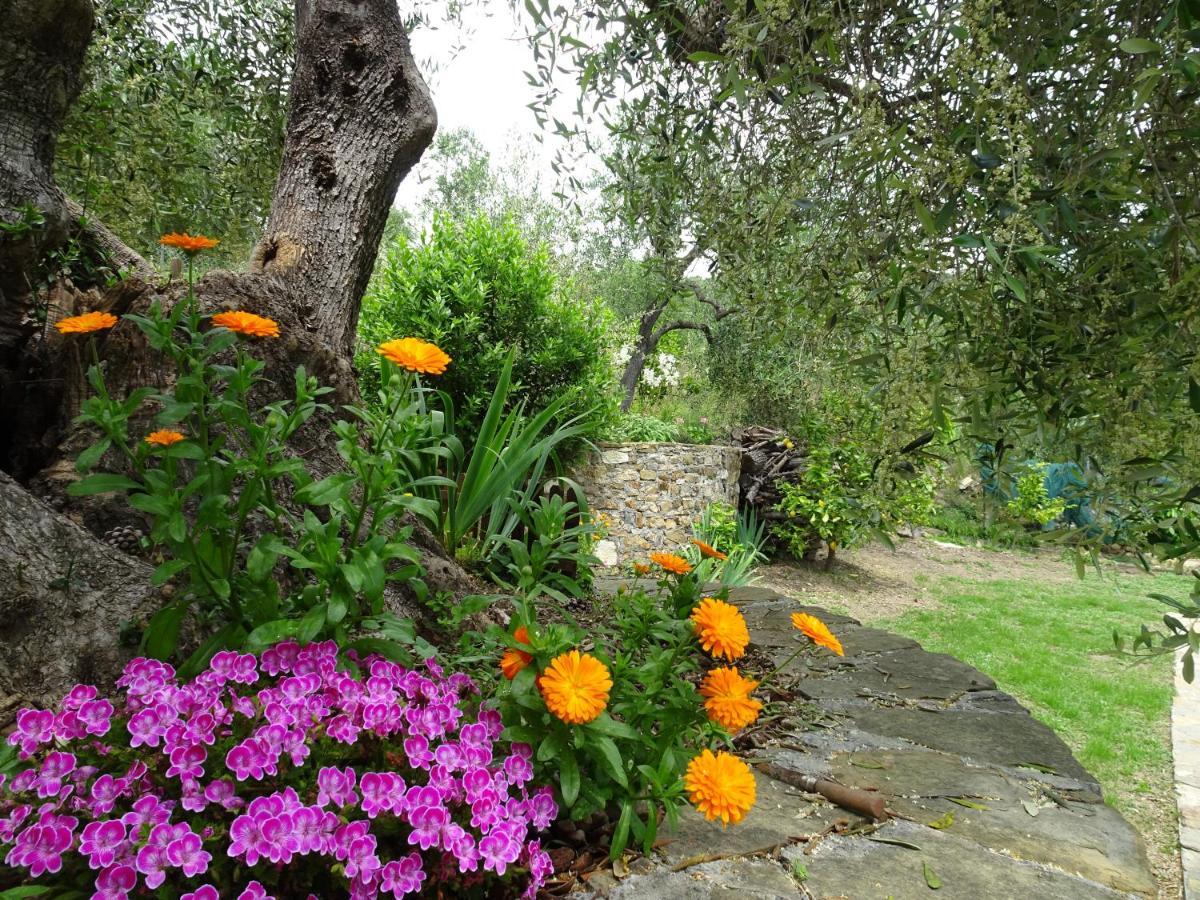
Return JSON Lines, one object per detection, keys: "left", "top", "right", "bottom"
{"left": 357, "top": 215, "right": 616, "bottom": 448}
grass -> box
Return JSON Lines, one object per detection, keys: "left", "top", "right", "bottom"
{"left": 883, "top": 570, "right": 1184, "bottom": 808}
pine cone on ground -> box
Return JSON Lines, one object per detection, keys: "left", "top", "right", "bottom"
{"left": 103, "top": 524, "right": 144, "bottom": 556}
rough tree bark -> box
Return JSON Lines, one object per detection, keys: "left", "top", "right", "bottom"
{"left": 0, "top": 0, "right": 475, "bottom": 707}
{"left": 0, "top": 471, "right": 160, "bottom": 709}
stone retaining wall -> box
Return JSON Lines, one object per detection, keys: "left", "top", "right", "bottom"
{"left": 571, "top": 442, "right": 741, "bottom": 567}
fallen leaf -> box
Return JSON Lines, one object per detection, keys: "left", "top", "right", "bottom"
{"left": 867, "top": 836, "right": 924, "bottom": 851}
{"left": 1021, "top": 799, "right": 1040, "bottom": 817}
{"left": 851, "top": 758, "right": 889, "bottom": 770}
{"left": 947, "top": 796, "right": 989, "bottom": 810}
{"left": 923, "top": 861, "right": 942, "bottom": 889}
{"left": 926, "top": 811, "right": 954, "bottom": 830}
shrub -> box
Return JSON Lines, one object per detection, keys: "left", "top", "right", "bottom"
{"left": 357, "top": 215, "right": 617, "bottom": 448}
{"left": 489, "top": 546, "right": 844, "bottom": 858}
{"left": 690, "top": 504, "right": 768, "bottom": 587}
{"left": 607, "top": 412, "right": 677, "bottom": 443}
{"left": 0, "top": 643, "right": 555, "bottom": 898}
{"left": 773, "top": 440, "right": 875, "bottom": 557}
{"left": 69, "top": 292, "right": 446, "bottom": 673}
{"left": 1007, "top": 463, "right": 1069, "bottom": 526}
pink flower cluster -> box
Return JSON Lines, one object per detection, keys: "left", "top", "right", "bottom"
{"left": 1, "top": 642, "right": 556, "bottom": 898}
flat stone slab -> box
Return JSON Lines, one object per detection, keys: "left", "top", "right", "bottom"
{"left": 795, "top": 819, "right": 1138, "bottom": 900}
{"left": 603, "top": 858, "right": 802, "bottom": 899}
{"left": 1174, "top": 645, "right": 1200, "bottom": 899}
{"left": 578, "top": 592, "right": 1155, "bottom": 899}
{"left": 658, "top": 772, "right": 843, "bottom": 866}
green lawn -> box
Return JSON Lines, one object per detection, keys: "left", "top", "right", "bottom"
{"left": 880, "top": 569, "right": 1188, "bottom": 815}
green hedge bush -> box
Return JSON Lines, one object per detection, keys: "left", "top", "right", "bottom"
{"left": 357, "top": 214, "right": 616, "bottom": 447}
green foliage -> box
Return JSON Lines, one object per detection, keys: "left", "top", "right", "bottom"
{"left": 491, "top": 490, "right": 599, "bottom": 601}
{"left": 690, "top": 503, "right": 768, "bottom": 587}
{"left": 358, "top": 214, "right": 617, "bottom": 448}
{"left": 496, "top": 576, "right": 726, "bottom": 858}
{"left": 774, "top": 441, "right": 875, "bottom": 557}
{"left": 71, "top": 293, "right": 441, "bottom": 673}
{"left": 58, "top": 0, "right": 292, "bottom": 263}
{"left": 1007, "top": 464, "right": 1070, "bottom": 526}
{"left": 927, "top": 500, "right": 1040, "bottom": 551}
{"left": 418, "top": 351, "right": 588, "bottom": 568}
{"left": 769, "top": 396, "right": 940, "bottom": 559}
{"left": 608, "top": 412, "right": 677, "bottom": 443}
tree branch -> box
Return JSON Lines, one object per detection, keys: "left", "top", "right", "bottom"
{"left": 689, "top": 280, "right": 739, "bottom": 320}
{"left": 650, "top": 318, "right": 713, "bottom": 345}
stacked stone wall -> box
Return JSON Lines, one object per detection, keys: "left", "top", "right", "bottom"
{"left": 571, "top": 442, "right": 741, "bottom": 567}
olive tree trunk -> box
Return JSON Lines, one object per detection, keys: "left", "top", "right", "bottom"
{"left": 0, "top": 0, "right": 466, "bottom": 706}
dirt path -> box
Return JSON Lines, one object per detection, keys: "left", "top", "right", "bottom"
{"left": 758, "top": 534, "right": 1138, "bottom": 622}
{"left": 759, "top": 535, "right": 1182, "bottom": 900}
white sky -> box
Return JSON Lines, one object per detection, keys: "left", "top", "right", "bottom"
{"left": 400, "top": 0, "right": 586, "bottom": 213}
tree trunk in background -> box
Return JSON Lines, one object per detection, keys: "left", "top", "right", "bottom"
{"left": 0, "top": 0, "right": 464, "bottom": 707}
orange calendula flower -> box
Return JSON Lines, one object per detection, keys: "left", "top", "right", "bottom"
{"left": 691, "top": 539, "right": 728, "bottom": 561}
{"left": 539, "top": 650, "right": 612, "bottom": 725}
{"left": 791, "top": 612, "right": 845, "bottom": 657}
{"left": 55, "top": 311, "right": 119, "bottom": 335}
{"left": 211, "top": 311, "right": 280, "bottom": 339}
{"left": 632, "top": 562, "right": 652, "bottom": 575}
{"left": 159, "top": 232, "right": 220, "bottom": 254}
{"left": 376, "top": 338, "right": 451, "bottom": 375}
{"left": 650, "top": 551, "right": 692, "bottom": 576}
{"left": 691, "top": 597, "right": 750, "bottom": 661}
{"left": 499, "top": 626, "right": 534, "bottom": 680}
{"left": 144, "top": 430, "right": 186, "bottom": 447}
{"left": 699, "top": 666, "right": 763, "bottom": 732}
{"left": 685, "top": 749, "right": 756, "bottom": 826}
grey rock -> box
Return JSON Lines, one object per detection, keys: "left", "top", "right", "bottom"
{"left": 796, "top": 819, "right": 1140, "bottom": 900}
{"left": 606, "top": 859, "right": 802, "bottom": 899}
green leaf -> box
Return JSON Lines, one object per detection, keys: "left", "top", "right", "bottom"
{"left": 151, "top": 558, "right": 189, "bottom": 586}
{"left": 1120, "top": 37, "right": 1162, "bottom": 53}
{"left": 923, "top": 861, "right": 942, "bottom": 889}
{"left": 75, "top": 438, "right": 112, "bottom": 472}
{"left": 591, "top": 736, "right": 629, "bottom": 789}
{"left": 294, "top": 473, "right": 355, "bottom": 506}
{"left": 68, "top": 473, "right": 141, "bottom": 496}
{"left": 1189, "top": 377, "right": 1200, "bottom": 414}
{"left": 345, "top": 637, "right": 414, "bottom": 665}
{"left": 244, "top": 618, "right": 306, "bottom": 651}
{"left": 926, "top": 811, "right": 954, "bottom": 830}
{"left": 297, "top": 603, "right": 327, "bottom": 643}
{"left": 686, "top": 51, "right": 726, "bottom": 63}
{"left": 611, "top": 800, "right": 634, "bottom": 859}
{"left": 1003, "top": 274, "right": 1027, "bottom": 301}
{"left": 0, "top": 887, "right": 54, "bottom": 898}
{"left": 537, "top": 731, "right": 565, "bottom": 763}
{"left": 247, "top": 536, "right": 282, "bottom": 582}
{"left": 142, "top": 602, "right": 188, "bottom": 659}
{"left": 178, "top": 623, "right": 246, "bottom": 679}
{"left": 585, "top": 711, "right": 641, "bottom": 741}
{"left": 559, "top": 748, "right": 581, "bottom": 807}
{"left": 946, "top": 797, "right": 989, "bottom": 810}
{"left": 129, "top": 492, "right": 173, "bottom": 517}
{"left": 1185, "top": 650, "right": 1195, "bottom": 683}
{"left": 914, "top": 200, "right": 936, "bottom": 236}
{"left": 165, "top": 441, "right": 205, "bottom": 460}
